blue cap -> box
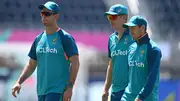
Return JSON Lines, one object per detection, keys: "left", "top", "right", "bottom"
{"left": 104, "top": 4, "right": 128, "bottom": 15}
{"left": 38, "top": 1, "right": 60, "bottom": 13}
{"left": 123, "top": 15, "right": 147, "bottom": 28}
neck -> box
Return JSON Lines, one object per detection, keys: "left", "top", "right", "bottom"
{"left": 45, "top": 24, "right": 59, "bottom": 34}
{"left": 116, "top": 28, "right": 125, "bottom": 39}
{"left": 136, "top": 32, "right": 147, "bottom": 41}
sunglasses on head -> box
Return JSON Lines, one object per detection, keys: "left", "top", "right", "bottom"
{"left": 40, "top": 12, "right": 57, "bottom": 17}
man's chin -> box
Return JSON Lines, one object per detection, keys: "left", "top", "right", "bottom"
{"left": 43, "top": 23, "right": 48, "bottom": 26}
{"left": 111, "top": 26, "right": 116, "bottom": 30}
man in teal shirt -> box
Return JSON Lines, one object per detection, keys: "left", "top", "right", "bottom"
{"left": 121, "top": 15, "right": 162, "bottom": 101}
{"left": 102, "top": 4, "right": 133, "bottom": 101}
{"left": 12, "top": 1, "right": 80, "bottom": 101}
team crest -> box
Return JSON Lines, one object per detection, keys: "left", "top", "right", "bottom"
{"left": 124, "top": 37, "right": 128, "bottom": 44}
{"left": 125, "top": 37, "right": 128, "bottom": 41}
{"left": 117, "top": 9, "right": 121, "bottom": 13}
{"left": 141, "top": 50, "right": 144, "bottom": 54}
{"left": 52, "top": 38, "right": 56, "bottom": 44}
{"left": 140, "top": 50, "right": 144, "bottom": 57}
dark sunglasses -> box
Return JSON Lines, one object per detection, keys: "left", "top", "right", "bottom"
{"left": 40, "top": 12, "right": 57, "bottom": 17}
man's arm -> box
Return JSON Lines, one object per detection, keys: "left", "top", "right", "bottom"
{"left": 16, "top": 37, "right": 38, "bottom": 84}
{"left": 103, "top": 37, "right": 113, "bottom": 91}
{"left": 68, "top": 55, "right": 80, "bottom": 87}
{"left": 16, "top": 58, "right": 37, "bottom": 84}
{"left": 137, "top": 47, "right": 162, "bottom": 100}
{"left": 16, "top": 39, "right": 37, "bottom": 84}
{"left": 103, "top": 59, "right": 112, "bottom": 91}
{"left": 12, "top": 37, "right": 37, "bottom": 98}
{"left": 12, "top": 58, "right": 37, "bottom": 97}
{"left": 60, "top": 34, "right": 79, "bottom": 88}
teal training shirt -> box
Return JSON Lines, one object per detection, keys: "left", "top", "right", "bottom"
{"left": 121, "top": 34, "right": 162, "bottom": 101}
{"left": 28, "top": 29, "right": 78, "bottom": 95}
{"left": 108, "top": 30, "right": 133, "bottom": 92}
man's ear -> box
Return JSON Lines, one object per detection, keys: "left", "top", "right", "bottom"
{"left": 140, "top": 25, "right": 146, "bottom": 32}
{"left": 55, "top": 14, "right": 59, "bottom": 20}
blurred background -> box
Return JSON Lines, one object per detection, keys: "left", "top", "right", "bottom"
{"left": 0, "top": 0, "right": 179, "bottom": 101}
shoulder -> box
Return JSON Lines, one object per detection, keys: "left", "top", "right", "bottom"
{"left": 33, "top": 32, "right": 44, "bottom": 43}
{"left": 108, "top": 32, "right": 116, "bottom": 42}
{"left": 123, "top": 29, "right": 134, "bottom": 44}
{"left": 126, "top": 34, "right": 134, "bottom": 44}
{"left": 148, "top": 40, "right": 161, "bottom": 52}
{"left": 147, "top": 40, "right": 162, "bottom": 57}
{"left": 129, "top": 42, "right": 137, "bottom": 51}
{"left": 58, "top": 29, "right": 74, "bottom": 40}
{"left": 35, "top": 32, "right": 45, "bottom": 39}
{"left": 36, "top": 31, "right": 44, "bottom": 38}
{"left": 109, "top": 32, "right": 116, "bottom": 38}
{"left": 130, "top": 42, "right": 137, "bottom": 48}
{"left": 128, "top": 42, "right": 137, "bottom": 54}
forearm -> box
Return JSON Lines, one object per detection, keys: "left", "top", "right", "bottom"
{"left": 138, "top": 68, "right": 158, "bottom": 100}
{"left": 104, "top": 65, "right": 112, "bottom": 91}
{"left": 17, "top": 64, "right": 36, "bottom": 84}
{"left": 69, "top": 60, "right": 80, "bottom": 86}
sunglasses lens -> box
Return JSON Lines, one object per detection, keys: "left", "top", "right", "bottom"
{"left": 107, "top": 15, "right": 111, "bottom": 20}
{"left": 107, "top": 15, "right": 117, "bottom": 20}
{"left": 41, "top": 12, "right": 52, "bottom": 16}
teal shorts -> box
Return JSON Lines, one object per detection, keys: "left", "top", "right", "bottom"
{"left": 38, "top": 93, "right": 62, "bottom": 101}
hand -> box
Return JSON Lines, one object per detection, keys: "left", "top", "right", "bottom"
{"left": 135, "top": 98, "right": 142, "bottom": 101}
{"left": 63, "top": 88, "right": 73, "bottom": 101}
{"left": 12, "top": 83, "right": 21, "bottom": 97}
{"left": 102, "top": 90, "right": 109, "bottom": 101}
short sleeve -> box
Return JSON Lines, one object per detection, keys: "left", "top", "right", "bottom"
{"left": 28, "top": 38, "right": 37, "bottom": 60}
{"left": 108, "top": 38, "right": 111, "bottom": 58}
{"left": 61, "top": 34, "right": 79, "bottom": 57}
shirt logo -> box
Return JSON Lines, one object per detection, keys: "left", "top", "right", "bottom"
{"left": 117, "top": 9, "right": 121, "bottom": 13}
{"left": 129, "top": 60, "right": 145, "bottom": 68}
{"left": 141, "top": 50, "right": 144, "bottom": 54}
{"left": 124, "top": 37, "right": 128, "bottom": 44}
{"left": 140, "top": 50, "right": 145, "bottom": 56}
{"left": 111, "top": 50, "right": 127, "bottom": 57}
{"left": 38, "top": 47, "right": 58, "bottom": 54}
{"left": 125, "top": 37, "right": 128, "bottom": 41}
{"left": 52, "top": 38, "right": 56, "bottom": 44}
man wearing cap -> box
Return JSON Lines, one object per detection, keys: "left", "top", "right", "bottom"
{"left": 11, "top": 1, "right": 80, "bottom": 101}
{"left": 102, "top": 4, "right": 133, "bottom": 101}
{"left": 121, "top": 15, "right": 162, "bottom": 101}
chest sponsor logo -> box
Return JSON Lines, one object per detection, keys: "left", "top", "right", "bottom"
{"left": 129, "top": 60, "right": 145, "bottom": 68}
{"left": 38, "top": 47, "right": 58, "bottom": 54}
{"left": 111, "top": 50, "right": 127, "bottom": 57}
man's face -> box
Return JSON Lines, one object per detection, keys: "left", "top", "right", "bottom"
{"left": 40, "top": 8, "right": 58, "bottom": 26}
{"left": 107, "top": 14, "right": 127, "bottom": 30}
{"left": 129, "top": 26, "right": 143, "bottom": 40}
